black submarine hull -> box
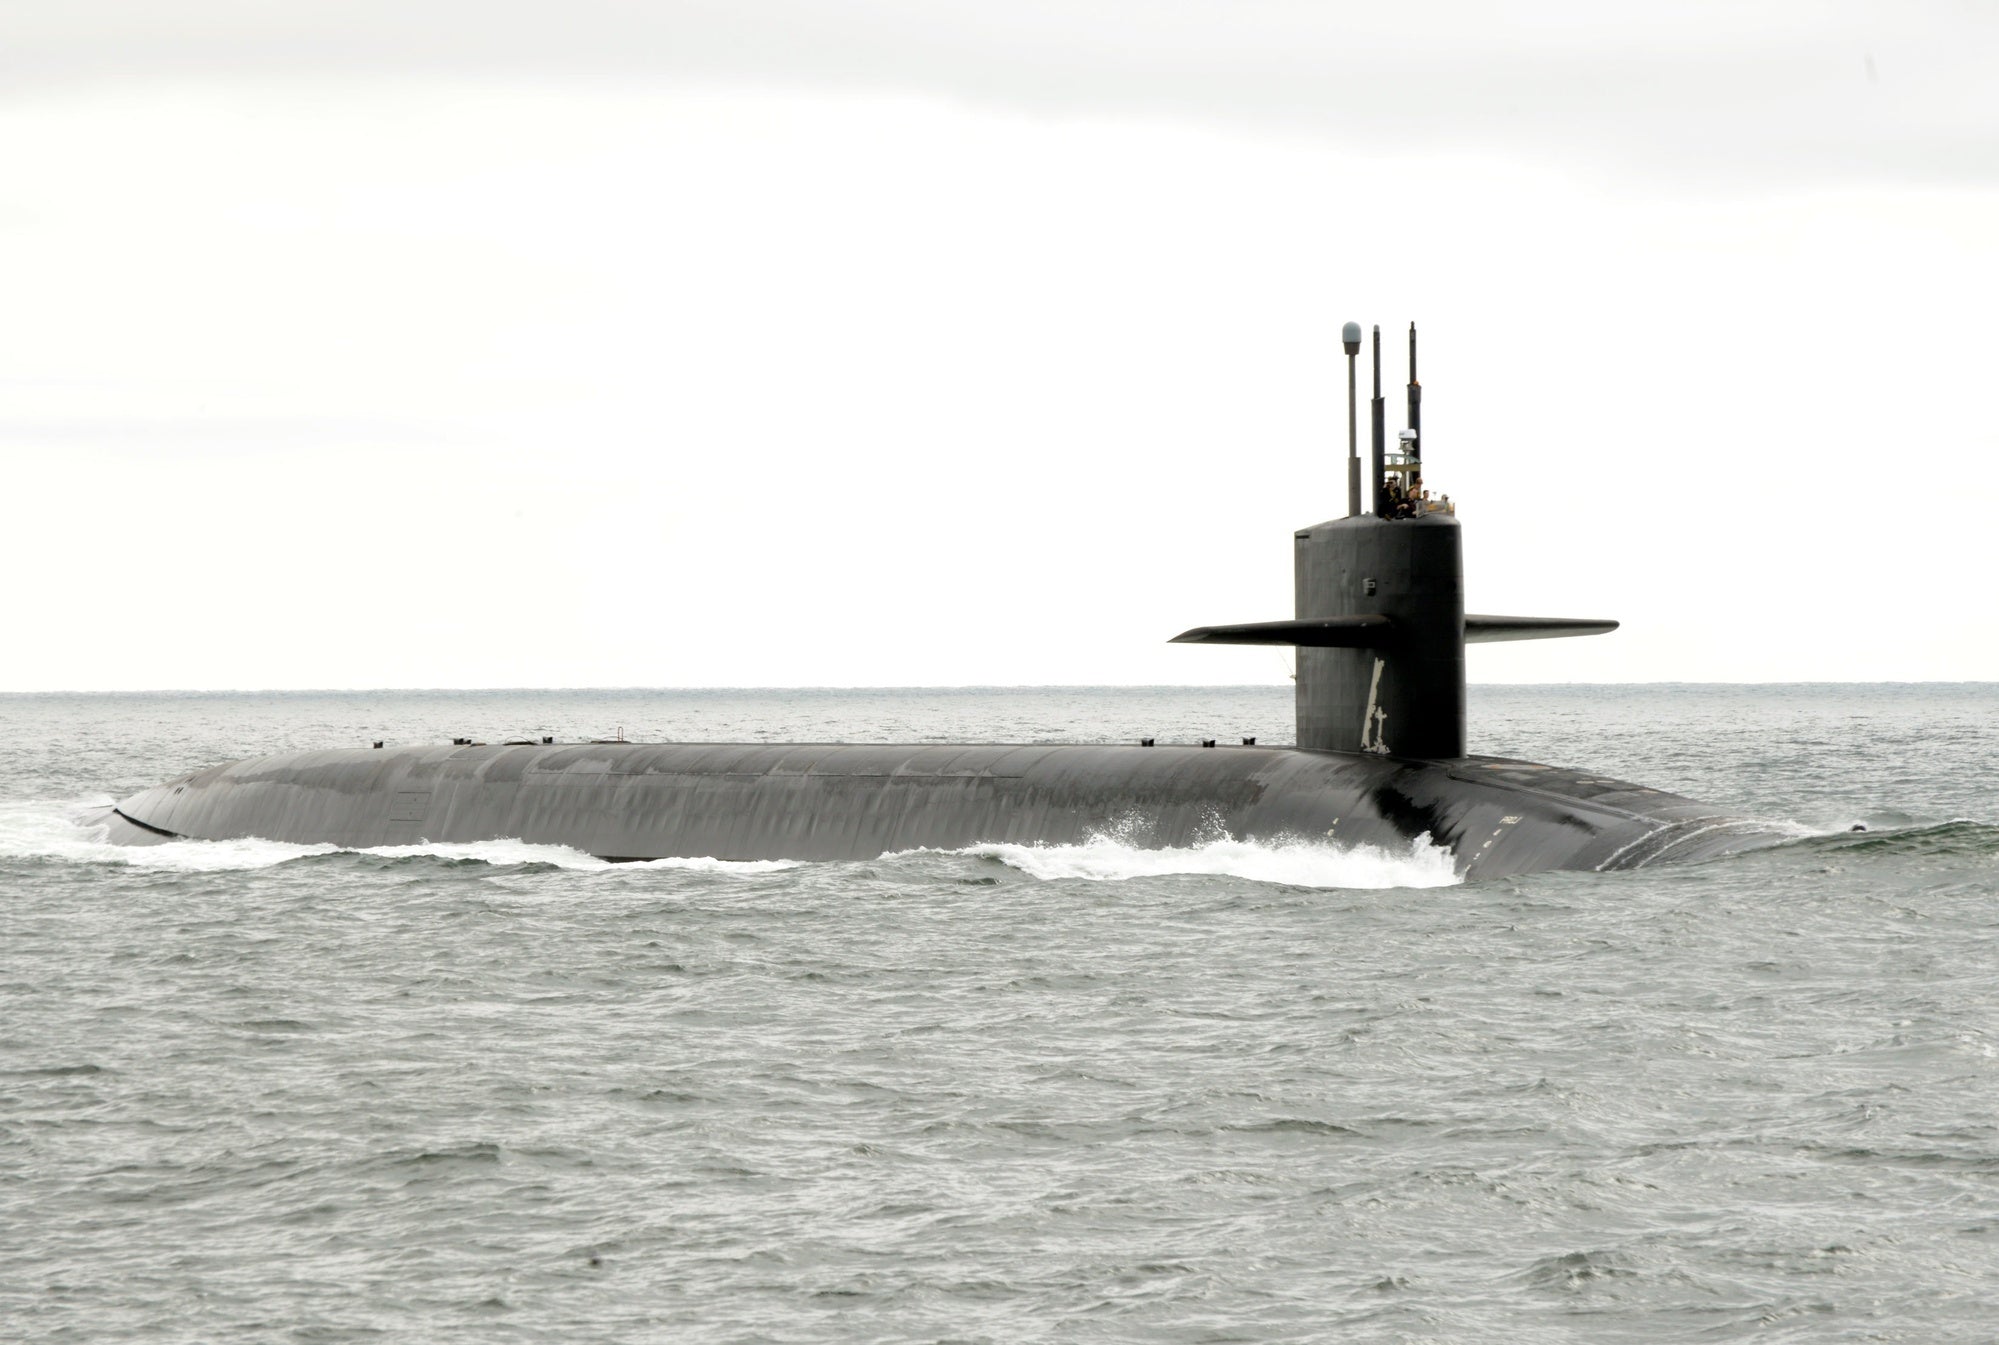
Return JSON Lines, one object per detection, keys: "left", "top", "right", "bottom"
{"left": 103, "top": 741, "right": 1788, "bottom": 879}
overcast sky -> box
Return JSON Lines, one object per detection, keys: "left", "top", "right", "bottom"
{"left": 4, "top": 1, "right": 1995, "bottom": 690}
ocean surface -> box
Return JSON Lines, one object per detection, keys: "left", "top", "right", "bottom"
{"left": 3, "top": 683, "right": 1996, "bottom": 1343}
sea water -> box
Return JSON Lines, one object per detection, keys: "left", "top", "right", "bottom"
{"left": 2, "top": 684, "right": 1996, "bottom": 1342}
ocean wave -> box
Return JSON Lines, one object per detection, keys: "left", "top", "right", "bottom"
{"left": 1806, "top": 818, "right": 1999, "bottom": 859}
{"left": 0, "top": 800, "right": 800, "bottom": 875}
{"left": 9, "top": 797, "right": 1452, "bottom": 886}
{"left": 9, "top": 796, "right": 1457, "bottom": 887}
{"left": 895, "top": 832, "right": 1461, "bottom": 890}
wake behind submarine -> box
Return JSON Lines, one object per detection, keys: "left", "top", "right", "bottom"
{"left": 100, "top": 324, "right": 1790, "bottom": 878}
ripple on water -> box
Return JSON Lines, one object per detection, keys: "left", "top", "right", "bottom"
{"left": 4, "top": 686, "right": 1999, "bottom": 1341}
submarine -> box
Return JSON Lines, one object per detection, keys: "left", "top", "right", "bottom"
{"left": 96, "top": 324, "right": 1791, "bottom": 879}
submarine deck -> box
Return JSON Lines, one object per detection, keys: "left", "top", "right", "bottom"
{"left": 105, "top": 740, "right": 1790, "bottom": 880}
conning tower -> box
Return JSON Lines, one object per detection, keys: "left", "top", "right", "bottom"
{"left": 1174, "top": 322, "right": 1614, "bottom": 758}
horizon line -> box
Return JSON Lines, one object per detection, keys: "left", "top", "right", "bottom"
{"left": 4, "top": 680, "right": 1995, "bottom": 697}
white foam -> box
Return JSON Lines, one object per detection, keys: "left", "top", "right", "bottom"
{"left": 908, "top": 833, "right": 1461, "bottom": 890}
{"left": 2, "top": 800, "right": 340, "bottom": 871}
{"left": 1, "top": 800, "right": 799, "bottom": 875}
{"left": 8, "top": 799, "right": 1445, "bottom": 887}
{"left": 616, "top": 855, "right": 804, "bottom": 874}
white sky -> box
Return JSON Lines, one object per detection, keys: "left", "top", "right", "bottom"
{"left": 4, "top": 2, "right": 1995, "bottom": 690}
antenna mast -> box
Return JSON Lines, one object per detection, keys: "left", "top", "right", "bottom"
{"left": 1406, "top": 322, "right": 1422, "bottom": 481}
{"left": 1369, "top": 326, "right": 1385, "bottom": 515}
{"left": 1342, "top": 321, "right": 1362, "bottom": 516}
